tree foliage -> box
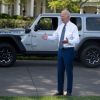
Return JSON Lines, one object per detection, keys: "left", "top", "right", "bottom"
{"left": 1, "top": 0, "right": 15, "bottom": 4}
{"left": 0, "top": 0, "right": 26, "bottom": 4}
{"left": 48, "top": 0, "right": 89, "bottom": 13}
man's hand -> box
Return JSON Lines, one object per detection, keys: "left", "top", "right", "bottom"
{"left": 42, "top": 33, "right": 48, "bottom": 40}
{"left": 62, "top": 38, "right": 68, "bottom": 44}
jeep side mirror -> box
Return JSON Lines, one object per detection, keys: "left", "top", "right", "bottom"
{"left": 34, "top": 25, "right": 40, "bottom": 31}
{"left": 25, "top": 28, "right": 31, "bottom": 34}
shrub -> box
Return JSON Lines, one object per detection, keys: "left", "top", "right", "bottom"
{"left": 0, "top": 19, "right": 33, "bottom": 28}
{"left": 0, "top": 13, "right": 11, "bottom": 19}
{"left": 11, "top": 15, "right": 23, "bottom": 19}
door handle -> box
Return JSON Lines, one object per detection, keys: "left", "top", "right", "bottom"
{"left": 32, "top": 43, "right": 37, "bottom": 47}
{"left": 32, "top": 35, "right": 37, "bottom": 37}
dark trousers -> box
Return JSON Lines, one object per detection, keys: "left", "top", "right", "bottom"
{"left": 57, "top": 47, "right": 74, "bottom": 94}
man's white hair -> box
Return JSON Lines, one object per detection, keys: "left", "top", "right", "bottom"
{"left": 62, "top": 9, "right": 71, "bottom": 17}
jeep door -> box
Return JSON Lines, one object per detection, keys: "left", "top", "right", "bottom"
{"left": 70, "top": 16, "right": 83, "bottom": 50}
{"left": 31, "top": 17, "right": 59, "bottom": 52}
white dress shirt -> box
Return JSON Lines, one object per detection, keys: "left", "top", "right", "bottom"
{"left": 48, "top": 21, "right": 80, "bottom": 48}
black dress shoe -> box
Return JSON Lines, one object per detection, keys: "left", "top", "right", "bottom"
{"left": 54, "top": 92, "right": 63, "bottom": 96}
{"left": 66, "top": 93, "right": 71, "bottom": 96}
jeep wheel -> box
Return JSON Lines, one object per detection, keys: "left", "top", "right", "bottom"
{"left": 0, "top": 43, "right": 16, "bottom": 67}
{"left": 80, "top": 44, "right": 100, "bottom": 68}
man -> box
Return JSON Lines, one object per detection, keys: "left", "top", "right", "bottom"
{"left": 42, "top": 9, "right": 79, "bottom": 96}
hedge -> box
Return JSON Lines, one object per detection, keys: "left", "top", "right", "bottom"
{"left": 0, "top": 14, "right": 34, "bottom": 28}
{"left": 0, "top": 19, "right": 34, "bottom": 28}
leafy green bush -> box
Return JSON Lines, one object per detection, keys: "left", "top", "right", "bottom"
{"left": 0, "top": 13, "right": 11, "bottom": 19}
{"left": 0, "top": 19, "right": 33, "bottom": 28}
{"left": 0, "top": 13, "right": 34, "bottom": 28}
{"left": 22, "top": 16, "right": 34, "bottom": 21}
{"left": 11, "top": 15, "right": 23, "bottom": 19}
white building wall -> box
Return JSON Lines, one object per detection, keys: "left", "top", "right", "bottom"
{"left": 0, "top": 0, "right": 45, "bottom": 16}
{"left": 42, "top": 0, "right": 46, "bottom": 13}
{"left": 26, "top": 0, "right": 30, "bottom": 16}
{"left": 14, "top": 0, "right": 20, "bottom": 15}
{"left": 26, "top": 0, "right": 34, "bottom": 17}
{"left": 5, "top": 5, "right": 8, "bottom": 14}
{"left": 1, "top": 4, "right": 6, "bottom": 13}
{"left": 35, "top": 0, "right": 42, "bottom": 17}
{"left": 30, "top": 0, "right": 34, "bottom": 17}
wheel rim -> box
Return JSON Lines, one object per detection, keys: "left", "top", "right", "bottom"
{"left": 0, "top": 47, "right": 13, "bottom": 64}
{"left": 85, "top": 48, "right": 100, "bottom": 65}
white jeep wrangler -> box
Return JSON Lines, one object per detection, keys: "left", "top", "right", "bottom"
{"left": 0, "top": 13, "right": 100, "bottom": 68}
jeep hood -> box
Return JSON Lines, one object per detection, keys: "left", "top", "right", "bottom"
{"left": 0, "top": 28, "right": 25, "bottom": 36}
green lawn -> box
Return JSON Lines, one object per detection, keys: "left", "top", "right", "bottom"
{"left": 0, "top": 96, "right": 100, "bottom": 100}
{"left": 17, "top": 56, "right": 57, "bottom": 60}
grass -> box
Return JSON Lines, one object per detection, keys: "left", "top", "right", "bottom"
{"left": 17, "top": 56, "right": 57, "bottom": 60}
{"left": 0, "top": 96, "right": 100, "bottom": 100}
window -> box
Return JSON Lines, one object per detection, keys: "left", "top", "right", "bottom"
{"left": 86, "top": 17, "right": 100, "bottom": 31}
{"left": 70, "top": 17, "right": 82, "bottom": 31}
{"left": 37, "top": 17, "right": 58, "bottom": 30}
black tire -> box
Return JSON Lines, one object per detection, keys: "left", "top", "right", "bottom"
{"left": 80, "top": 44, "right": 100, "bottom": 68}
{"left": 0, "top": 43, "right": 16, "bottom": 67}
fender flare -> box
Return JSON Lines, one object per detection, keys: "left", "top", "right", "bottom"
{"left": 0, "top": 34, "right": 26, "bottom": 53}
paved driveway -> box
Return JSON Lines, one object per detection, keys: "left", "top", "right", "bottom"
{"left": 0, "top": 60, "right": 100, "bottom": 96}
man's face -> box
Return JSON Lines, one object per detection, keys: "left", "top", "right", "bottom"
{"left": 61, "top": 11, "right": 69, "bottom": 23}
